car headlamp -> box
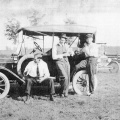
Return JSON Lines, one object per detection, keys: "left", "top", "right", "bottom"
{"left": 97, "top": 58, "right": 101, "bottom": 63}
{"left": 108, "top": 58, "right": 111, "bottom": 62}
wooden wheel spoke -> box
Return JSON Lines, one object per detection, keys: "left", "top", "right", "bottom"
{"left": 77, "top": 75, "right": 87, "bottom": 92}
{"left": 77, "top": 76, "right": 85, "bottom": 81}
{"left": 76, "top": 79, "right": 82, "bottom": 83}
{"left": 77, "top": 76, "right": 81, "bottom": 81}
{"left": 81, "top": 87, "right": 85, "bottom": 92}
{"left": 0, "top": 87, "right": 4, "bottom": 91}
{"left": 0, "top": 80, "right": 4, "bottom": 83}
{"left": 0, "top": 84, "right": 5, "bottom": 87}
{"left": 79, "top": 85, "right": 86, "bottom": 92}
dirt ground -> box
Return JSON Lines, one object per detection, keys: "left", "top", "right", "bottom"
{"left": 0, "top": 70, "right": 120, "bottom": 120}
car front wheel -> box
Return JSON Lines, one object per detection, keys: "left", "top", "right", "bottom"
{"left": 72, "top": 70, "right": 97, "bottom": 95}
{"left": 0, "top": 72, "right": 10, "bottom": 99}
{"left": 108, "top": 61, "right": 119, "bottom": 73}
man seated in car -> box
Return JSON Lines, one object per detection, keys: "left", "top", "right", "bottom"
{"left": 23, "top": 53, "right": 55, "bottom": 104}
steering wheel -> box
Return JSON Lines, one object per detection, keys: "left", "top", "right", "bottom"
{"left": 34, "top": 41, "right": 42, "bottom": 52}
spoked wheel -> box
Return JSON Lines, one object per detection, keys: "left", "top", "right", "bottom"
{"left": 0, "top": 72, "right": 10, "bottom": 99}
{"left": 108, "top": 61, "right": 119, "bottom": 73}
{"left": 72, "top": 70, "right": 97, "bottom": 95}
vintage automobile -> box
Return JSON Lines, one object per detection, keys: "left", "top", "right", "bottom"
{"left": 97, "top": 43, "right": 119, "bottom": 73}
{"left": 0, "top": 25, "right": 98, "bottom": 99}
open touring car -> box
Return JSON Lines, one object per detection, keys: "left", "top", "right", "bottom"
{"left": 0, "top": 25, "right": 99, "bottom": 99}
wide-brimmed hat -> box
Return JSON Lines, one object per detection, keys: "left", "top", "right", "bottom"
{"left": 86, "top": 34, "right": 93, "bottom": 38}
{"left": 60, "top": 33, "right": 68, "bottom": 39}
{"left": 34, "top": 52, "right": 43, "bottom": 58}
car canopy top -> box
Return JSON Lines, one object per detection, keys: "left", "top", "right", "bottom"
{"left": 18, "top": 25, "right": 96, "bottom": 36}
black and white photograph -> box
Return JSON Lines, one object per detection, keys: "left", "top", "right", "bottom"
{"left": 0, "top": 0, "right": 120, "bottom": 120}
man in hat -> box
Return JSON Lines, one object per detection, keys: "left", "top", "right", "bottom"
{"left": 52, "top": 33, "right": 73, "bottom": 97}
{"left": 75, "top": 34, "right": 98, "bottom": 95}
{"left": 23, "top": 53, "right": 55, "bottom": 103}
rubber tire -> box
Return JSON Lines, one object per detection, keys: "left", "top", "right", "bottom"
{"left": 17, "top": 54, "right": 34, "bottom": 77}
{"left": 0, "top": 72, "right": 10, "bottom": 99}
{"left": 72, "top": 70, "right": 97, "bottom": 95}
{"left": 108, "top": 61, "right": 119, "bottom": 73}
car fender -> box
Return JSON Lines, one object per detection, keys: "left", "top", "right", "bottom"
{"left": 0, "top": 66, "right": 25, "bottom": 84}
{"left": 17, "top": 54, "right": 34, "bottom": 77}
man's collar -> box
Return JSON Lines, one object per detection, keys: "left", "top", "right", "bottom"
{"left": 34, "top": 59, "right": 43, "bottom": 64}
{"left": 38, "top": 59, "right": 43, "bottom": 63}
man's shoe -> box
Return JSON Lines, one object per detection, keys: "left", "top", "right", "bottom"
{"left": 86, "top": 92, "right": 91, "bottom": 96}
{"left": 25, "top": 98, "right": 31, "bottom": 104}
{"left": 64, "top": 95, "right": 68, "bottom": 97}
{"left": 24, "top": 94, "right": 30, "bottom": 101}
{"left": 24, "top": 95, "right": 32, "bottom": 104}
{"left": 59, "top": 93, "right": 64, "bottom": 98}
{"left": 50, "top": 95, "right": 54, "bottom": 101}
{"left": 64, "top": 93, "right": 68, "bottom": 97}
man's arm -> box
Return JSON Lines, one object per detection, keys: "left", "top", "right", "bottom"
{"left": 89, "top": 44, "right": 98, "bottom": 57}
{"left": 65, "top": 44, "right": 74, "bottom": 56}
{"left": 52, "top": 44, "right": 70, "bottom": 60}
{"left": 23, "top": 62, "right": 31, "bottom": 76}
{"left": 82, "top": 43, "right": 98, "bottom": 57}
{"left": 22, "top": 62, "right": 32, "bottom": 80}
{"left": 43, "top": 63, "right": 50, "bottom": 78}
{"left": 82, "top": 46, "right": 90, "bottom": 57}
{"left": 37, "top": 63, "right": 50, "bottom": 83}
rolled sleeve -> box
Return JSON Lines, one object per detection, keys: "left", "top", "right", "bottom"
{"left": 24, "top": 62, "right": 32, "bottom": 75}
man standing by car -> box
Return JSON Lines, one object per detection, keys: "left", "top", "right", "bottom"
{"left": 52, "top": 33, "right": 73, "bottom": 97}
{"left": 75, "top": 34, "right": 98, "bottom": 95}
{"left": 23, "top": 53, "right": 55, "bottom": 103}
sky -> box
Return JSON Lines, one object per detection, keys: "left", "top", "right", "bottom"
{"left": 0, "top": 0, "right": 120, "bottom": 50}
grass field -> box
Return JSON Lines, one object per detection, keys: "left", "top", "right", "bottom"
{"left": 0, "top": 70, "right": 120, "bottom": 120}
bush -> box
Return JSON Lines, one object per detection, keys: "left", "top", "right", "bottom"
{"left": 5, "top": 18, "right": 20, "bottom": 44}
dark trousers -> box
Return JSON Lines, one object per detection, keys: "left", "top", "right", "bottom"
{"left": 86, "top": 57, "right": 97, "bottom": 93}
{"left": 56, "top": 60, "right": 70, "bottom": 95}
{"left": 74, "top": 57, "right": 97, "bottom": 93}
{"left": 25, "top": 76, "right": 55, "bottom": 96}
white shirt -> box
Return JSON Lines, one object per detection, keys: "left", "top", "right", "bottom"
{"left": 82, "top": 43, "right": 98, "bottom": 57}
{"left": 52, "top": 43, "right": 74, "bottom": 60}
{"left": 24, "top": 60, "right": 50, "bottom": 77}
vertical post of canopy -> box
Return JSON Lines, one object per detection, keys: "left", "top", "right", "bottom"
{"left": 16, "top": 30, "right": 23, "bottom": 55}
{"left": 52, "top": 33, "right": 55, "bottom": 48}
{"left": 93, "top": 32, "right": 96, "bottom": 43}
{"left": 43, "top": 35, "right": 45, "bottom": 53}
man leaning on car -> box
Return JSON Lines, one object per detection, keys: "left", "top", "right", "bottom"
{"left": 75, "top": 34, "right": 98, "bottom": 96}
{"left": 52, "top": 33, "right": 73, "bottom": 98}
